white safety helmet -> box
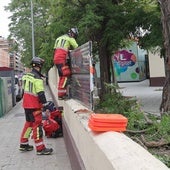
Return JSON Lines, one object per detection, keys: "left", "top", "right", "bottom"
{"left": 69, "top": 27, "right": 78, "bottom": 39}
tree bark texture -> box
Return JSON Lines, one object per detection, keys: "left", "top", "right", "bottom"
{"left": 159, "top": 0, "right": 170, "bottom": 114}
{"left": 99, "top": 44, "right": 112, "bottom": 100}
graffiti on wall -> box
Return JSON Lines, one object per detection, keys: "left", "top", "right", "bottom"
{"left": 113, "top": 50, "right": 140, "bottom": 81}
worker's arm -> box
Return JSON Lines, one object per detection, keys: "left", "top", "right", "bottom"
{"left": 69, "top": 37, "right": 78, "bottom": 49}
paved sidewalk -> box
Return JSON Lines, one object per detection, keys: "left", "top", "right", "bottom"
{"left": 0, "top": 80, "right": 163, "bottom": 170}
{"left": 0, "top": 86, "right": 72, "bottom": 170}
{"left": 118, "top": 79, "right": 163, "bottom": 116}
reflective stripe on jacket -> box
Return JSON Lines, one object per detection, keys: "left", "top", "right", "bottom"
{"left": 22, "top": 71, "right": 44, "bottom": 109}
{"left": 54, "top": 34, "right": 78, "bottom": 50}
{"left": 53, "top": 34, "right": 78, "bottom": 64}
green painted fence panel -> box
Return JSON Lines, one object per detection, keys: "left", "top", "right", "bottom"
{"left": 0, "top": 78, "right": 5, "bottom": 117}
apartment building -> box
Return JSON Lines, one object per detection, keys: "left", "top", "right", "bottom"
{"left": 0, "top": 36, "right": 25, "bottom": 74}
{"left": 0, "top": 36, "right": 10, "bottom": 67}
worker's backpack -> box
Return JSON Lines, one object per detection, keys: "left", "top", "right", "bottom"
{"left": 43, "top": 101, "right": 63, "bottom": 138}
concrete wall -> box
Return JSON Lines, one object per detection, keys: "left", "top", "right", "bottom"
{"left": 148, "top": 51, "right": 165, "bottom": 86}
{"left": 48, "top": 66, "right": 169, "bottom": 170}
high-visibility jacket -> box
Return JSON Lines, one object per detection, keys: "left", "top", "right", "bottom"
{"left": 22, "top": 69, "right": 47, "bottom": 109}
{"left": 53, "top": 34, "right": 78, "bottom": 64}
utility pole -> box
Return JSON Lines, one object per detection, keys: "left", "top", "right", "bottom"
{"left": 31, "top": 0, "right": 35, "bottom": 58}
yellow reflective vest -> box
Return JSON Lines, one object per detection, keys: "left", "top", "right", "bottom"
{"left": 54, "top": 34, "right": 78, "bottom": 51}
{"left": 53, "top": 34, "right": 78, "bottom": 64}
{"left": 22, "top": 70, "right": 44, "bottom": 109}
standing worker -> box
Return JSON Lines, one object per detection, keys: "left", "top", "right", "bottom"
{"left": 19, "top": 57, "right": 53, "bottom": 155}
{"left": 53, "top": 27, "right": 78, "bottom": 99}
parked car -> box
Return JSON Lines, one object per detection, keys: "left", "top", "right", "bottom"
{"left": 15, "top": 75, "right": 23, "bottom": 102}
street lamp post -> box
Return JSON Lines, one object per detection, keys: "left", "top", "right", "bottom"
{"left": 31, "top": 0, "right": 35, "bottom": 58}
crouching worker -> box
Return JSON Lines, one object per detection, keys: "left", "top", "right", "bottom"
{"left": 53, "top": 27, "right": 79, "bottom": 99}
{"left": 19, "top": 57, "right": 53, "bottom": 155}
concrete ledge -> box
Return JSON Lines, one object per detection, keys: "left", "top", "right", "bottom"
{"left": 63, "top": 118, "right": 86, "bottom": 170}
{"left": 48, "top": 67, "right": 169, "bottom": 170}
{"left": 59, "top": 99, "right": 169, "bottom": 170}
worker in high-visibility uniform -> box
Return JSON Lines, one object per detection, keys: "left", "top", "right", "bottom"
{"left": 53, "top": 27, "right": 78, "bottom": 99}
{"left": 19, "top": 57, "right": 53, "bottom": 155}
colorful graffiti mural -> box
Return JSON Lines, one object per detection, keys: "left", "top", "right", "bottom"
{"left": 113, "top": 50, "right": 139, "bottom": 80}
{"left": 113, "top": 50, "right": 136, "bottom": 76}
{"left": 113, "top": 42, "right": 147, "bottom": 82}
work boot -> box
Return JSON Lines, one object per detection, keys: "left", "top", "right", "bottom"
{"left": 58, "top": 95, "right": 69, "bottom": 100}
{"left": 19, "top": 144, "right": 34, "bottom": 151}
{"left": 36, "top": 148, "right": 53, "bottom": 155}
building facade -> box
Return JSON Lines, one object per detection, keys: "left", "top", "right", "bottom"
{"left": 112, "top": 41, "right": 165, "bottom": 86}
{"left": 0, "top": 36, "right": 10, "bottom": 67}
{"left": 0, "top": 36, "right": 25, "bottom": 74}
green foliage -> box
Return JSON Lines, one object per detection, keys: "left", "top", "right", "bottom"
{"left": 147, "top": 116, "right": 170, "bottom": 168}
{"left": 94, "top": 83, "right": 147, "bottom": 130}
{"left": 94, "top": 83, "right": 138, "bottom": 114}
{"left": 95, "top": 83, "right": 170, "bottom": 140}
{"left": 154, "top": 154, "right": 170, "bottom": 168}
{"left": 5, "top": 0, "right": 162, "bottom": 75}
{"left": 124, "top": 109, "right": 147, "bottom": 131}
{"left": 4, "top": 0, "right": 169, "bottom": 167}
{"left": 157, "top": 115, "right": 170, "bottom": 142}
{"left": 5, "top": 0, "right": 163, "bottom": 99}
{"left": 6, "top": 0, "right": 54, "bottom": 71}
{"left": 142, "top": 115, "right": 170, "bottom": 142}
{"left": 94, "top": 83, "right": 170, "bottom": 167}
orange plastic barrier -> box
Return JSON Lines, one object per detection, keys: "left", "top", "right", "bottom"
{"left": 88, "top": 114, "right": 128, "bottom": 132}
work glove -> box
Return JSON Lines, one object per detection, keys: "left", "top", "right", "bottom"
{"left": 43, "top": 101, "right": 56, "bottom": 112}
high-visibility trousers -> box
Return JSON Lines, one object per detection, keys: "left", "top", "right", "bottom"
{"left": 58, "top": 77, "right": 67, "bottom": 97}
{"left": 56, "top": 64, "right": 71, "bottom": 97}
{"left": 20, "top": 109, "right": 45, "bottom": 151}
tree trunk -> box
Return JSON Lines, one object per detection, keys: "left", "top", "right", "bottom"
{"left": 99, "top": 44, "right": 111, "bottom": 100}
{"left": 159, "top": 0, "right": 170, "bottom": 114}
{"left": 110, "top": 55, "right": 117, "bottom": 84}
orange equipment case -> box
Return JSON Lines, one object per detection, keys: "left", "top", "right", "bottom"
{"left": 88, "top": 113, "right": 128, "bottom": 132}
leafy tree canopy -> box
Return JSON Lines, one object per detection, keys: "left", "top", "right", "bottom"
{"left": 6, "top": 0, "right": 162, "bottom": 79}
